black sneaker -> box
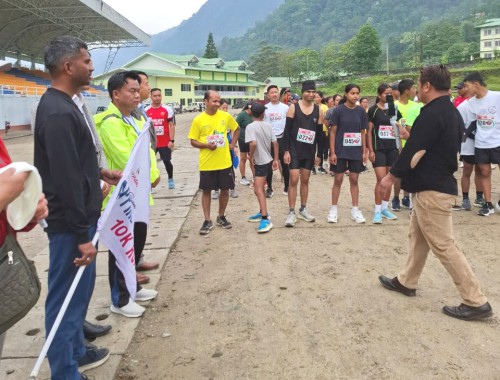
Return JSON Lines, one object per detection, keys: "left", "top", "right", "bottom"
{"left": 318, "top": 167, "right": 327, "bottom": 174}
{"left": 216, "top": 215, "right": 232, "bottom": 229}
{"left": 199, "top": 220, "right": 213, "bottom": 235}
{"left": 401, "top": 196, "right": 410, "bottom": 209}
{"left": 478, "top": 203, "right": 494, "bottom": 216}
{"left": 311, "top": 167, "right": 317, "bottom": 175}
{"left": 265, "top": 188, "right": 274, "bottom": 198}
{"left": 78, "top": 346, "right": 110, "bottom": 372}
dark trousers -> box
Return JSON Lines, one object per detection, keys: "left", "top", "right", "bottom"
{"left": 45, "top": 226, "right": 97, "bottom": 380}
{"left": 108, "top": 222, "right": 147, "bottom": 307}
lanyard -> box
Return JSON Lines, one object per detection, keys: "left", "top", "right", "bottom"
{"left": 123, "top": 115, "right": 140, "bottom": 135}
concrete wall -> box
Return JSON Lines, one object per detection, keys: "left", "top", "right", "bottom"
{"left": 0, "top": 95, "right": 109, "bottom": 131}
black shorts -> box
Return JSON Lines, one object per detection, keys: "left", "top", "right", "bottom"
{"left": 239, "top": 140, "right": 250, "bottom": 153}
{"left": 254, "top": 161, "right": 272, "bottom": 177}
{"left": 289, "top": 157, "right": 314, "bottom": 171}
{"left": 460, "top": 155, "right": 476, "bottom": 165}
{"left": 332, "top": 159, "right": 364, "bottom": 174}
{"left": 199, "top": 167, "right": 235, "bottom": 191}
{"left": 157, "top": 146, "right": 172, "bottom": 162}
{"left": 373, "top": 149, "right": 399, "bottom": 168}
{"left": 474, "top": 147, "right": 500, "bottom": 164}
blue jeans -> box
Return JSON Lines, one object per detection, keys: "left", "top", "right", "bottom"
{"left": 45, "top": 226, "right": 96, "bottom": 380}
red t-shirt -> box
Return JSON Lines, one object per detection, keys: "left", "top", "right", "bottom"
{"left": 453, "top": 96, "right": 467, "bottom": 108}
{"left": 146, "top": 106, "right": 170, "bottom": 148}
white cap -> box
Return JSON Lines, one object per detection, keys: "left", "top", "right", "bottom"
{"left": 0, "top": 60, "right": 12, "bottom": 72}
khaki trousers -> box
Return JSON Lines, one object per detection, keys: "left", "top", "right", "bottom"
{"left": 398, "top": 191, "right": 487, "bottom": 307}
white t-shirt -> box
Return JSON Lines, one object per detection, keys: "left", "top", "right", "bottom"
{"left": 264, "top": 102, "right": 289, "bottom": 137}
{"left": 468, "top": 90, "right": 500, "bottom": 149}
{"left": 457, "top": 100, "right": 475, "bottom": 156}
{"left": 245, "top": 121, "right": 276, "bottom": 165}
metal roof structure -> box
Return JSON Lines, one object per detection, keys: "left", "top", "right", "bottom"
{"left": 0, "top": 0, "right": 151, "bottom": 64}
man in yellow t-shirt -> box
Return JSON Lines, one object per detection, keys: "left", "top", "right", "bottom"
{"left": 188, "top": 90, "right": 240, "bottom": 235}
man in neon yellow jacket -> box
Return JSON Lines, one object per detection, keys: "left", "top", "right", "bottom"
{"left": 94, "top": 71, "right": 160, "bottom": 318}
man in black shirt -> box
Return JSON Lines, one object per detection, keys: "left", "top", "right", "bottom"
{"left": 377, "top": 65, "right": 492, "bottom": 321}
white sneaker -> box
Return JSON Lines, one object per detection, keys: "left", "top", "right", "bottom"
{"left": 491, "top": 164, "right": 497, "bottom": 170}
{"left": 351, "top": 210, "right": 366, "bottom": 224}
{"left": 240, "top": 177, "right": 250, "bottom": 186}
{"left": 110, "top": 300, "right": 145, "bottom": 318}
{"left": 298, "top": 208, "right": 315, "bottom": 222}
{"left": 211, "top": 190, "right": 219, "bottom": 199}
{"left": 327, "top": 209, "right": 338, "bottom": 223}
{"left": 135, "top": 288, "right": 158, "bottom": 301}
{"left": 230, "top": 189, "right": 238, "bottom": 198}
{"left": 285, "top": 211, "right": 297, "bottom": 227}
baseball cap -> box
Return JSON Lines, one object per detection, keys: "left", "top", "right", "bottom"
{"left": 250, "top": 102, "right": 266, "bottom": 117}
{"left": 291, "top": 93, "right": 300, "bottom": 101}
{"left": 455, "top": 82, "right": 464, "bottom": 89}
{"left": 0, "top": 60, "right": 12, "bottom": 72}
{"left": 242, "top": 101, "right": 252, "bottom": 110}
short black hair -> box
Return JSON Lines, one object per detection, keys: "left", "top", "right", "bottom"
{"left": 107, "top": 71, "right": 141, "bottom": 99}
{"left": 267, "top": 84, "right": 278, "bottom": 92}
{"left": 130, "top": 70, "right": 148, "bottom": 84}
{"left": 419, "top": 65, "right": 450, "bottom": 91}
{"left": 463, "top": 71, "right": 486, "bottom": 87}
{"left": 150, "top": 87, "right": 161, "bottom": 94}
{"left": 44, "top": 36, "right": 88, "bottom": 75}
{"left": 398, "top": 79, "right": 415, "bottom": 94}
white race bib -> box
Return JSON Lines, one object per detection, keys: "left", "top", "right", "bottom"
{"left": 378, "top": 125, "right": 395, "bottom": 139}
{"left": 343, "top": 132, "right": 361, "bottom": 147}
{"left": 155, "top": 125, "right": 164, "bottom": 136}
{"left": 207, "top": 133, "right": 226, "bottom": 148}
{"left": 297, "top": 128, "right": 315, "bottom": 144}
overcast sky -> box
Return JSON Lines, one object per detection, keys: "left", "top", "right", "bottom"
{"left": 104, "top": 0, "right": 208, "bottom": 34}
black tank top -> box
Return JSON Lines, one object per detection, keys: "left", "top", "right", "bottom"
{"left": 290, "top": 102, "right": 320, "bottom": 159}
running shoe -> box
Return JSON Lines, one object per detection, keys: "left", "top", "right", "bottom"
{"left": 248, "top": 212, "right": 263, "bottom": 222}
{"left": 478, "top": 204, "right": 494, "bottom": 216}
{"left": 372, "top": 211, "right": 382, "bottom": 224}
{"left": 311, "top": 167, "right": 317, "bottom": 175}
{"left": 216, "top": 215, "right": 232, "bottom": 229}
{"left": 265, "top": 188, "right": 274, "bottom": 198}
{"left": 381, "top": 209, "right": 397, "bottom": 220}
{"left": 318, "top": 167, "right": 327, "bottom": 174}
{"left": 230, "top": 189, "right": 238, "bottom": 198}
{"left": 451, "top": 203, "right": 463, "bottom": 211}
{"left": 257, "top": 219, "right": 273, "bottom": 233}
{"left": 401, "top": 196, "right": 411, "bottom": 209}
{"left": 496, "top": 201, "right": 500, "bottom": 213}
{"left": 168, "top": 178, "right": 175, "bottom": 189}
{"left": 391, "top": 198, "right": 401, "bottom": 211}
{"left": 298, "top": 208, "right": 315, "bottom": 222}
{"left": 283, "top": 188, "right": 288, "bottom": 196}
{"left": 473, "top": 196, "right": 485, "bottom": 207}
{"left": 211, "top": 190, "right": 219, "bottom": 199}
{"left": 459, "top": 161, "right": 464, "bottom": 168}
{"left": 199, "top": 220, "right": 213, "bottom": 235}
{"left": 351, "top": 210, "right": 366, "bottom": 224}
{"left": 461, "top": 199, "right": 472, "bottom": 211}
{"left": 491, "top": 164, "right": 497, "bottom": 170}
{"left": 285, "top": 211, "right": 297, "bottom": 227}
{"left": 327, "top": 209, "right": 338, "bottom": 223}
{"left": 240, "top": 177, "right": 250, "bottom": 186}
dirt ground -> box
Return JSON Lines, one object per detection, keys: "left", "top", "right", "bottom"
{"left": 114, "top": 113, "right": 500, "bottom": 380}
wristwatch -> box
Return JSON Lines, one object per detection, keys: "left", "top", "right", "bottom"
{"left": 171, "top": 139, "right": 175, "bottom": 142}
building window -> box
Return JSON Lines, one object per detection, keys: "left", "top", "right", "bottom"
{"left": 484, "top": 29, "right": 492, "bottom": 36}
{"left": 484, "top": 41, "right": 492, "bottom": 47}
{"left": 496, "top": 28, "right": 500, "bottom": 34}
{"left": 181, "top": 84, "right": 191, "bottom": 91}
{"left": 485, "top": 53, "right": 492, "bottom": 58}
{"left": 164, "top": 89, "right": 173, "bottom": 96}
{"left": 180, "top": 99, "right": 186, "bottom": 106}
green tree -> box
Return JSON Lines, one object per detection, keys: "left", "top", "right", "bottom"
{"left": 203, "top": 32, "right": 219, "bottom": 59}
{"left": 339, "top": 23, "right": 382, "bottom": 73}
{"left": 248, "top": 44, "right": 286, "bottom": 81}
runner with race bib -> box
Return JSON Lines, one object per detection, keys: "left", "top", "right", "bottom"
{"left": 367, "top": 84, "right": 402, "bottom": 224}
{"left": 327, "top": 83, "right": 368, "bottom": 224}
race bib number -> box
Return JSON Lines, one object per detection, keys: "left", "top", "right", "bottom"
{"left": 155, "top": 125, "right": 164, "bottom": 136}
{"left": 378, "top": 125, "right": 395, "bottom": 139}
{"left": 297, "top": 128, "right": 315, "bottom": 144}
{"left": 343, "top": 133, "right": 361, "bottom": 147}
{"left": 477, "top": 116, "right": 495, "bottom": 129}
{"left": 207, "top": 133, "right": 226, "bottom": 148}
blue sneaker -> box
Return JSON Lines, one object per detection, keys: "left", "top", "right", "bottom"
{"left": 257, "top": 218, "right": 273, "bottom": 233}
{"left": 391, "top": 198, "right": 401, "bottom": 211}
{"left": 373, "top": 211, "right": 382, "bottom": 224}
{"left": 168, "top": 178, "right": 175, "bottom": 189}
{"left": 381, "top": 208, "right": 398, "bottom": 220}
{"left": 401, "top": 196, "right": 410, "bottom": 209}
{"left": 248, "top": 212, "right": 263, "bottom": 222}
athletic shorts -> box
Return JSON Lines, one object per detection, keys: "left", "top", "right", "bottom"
{"left": 199, "top": 167, "right": 235, "bottom": 191}
{"left": 289, "top": 157, "right": 314, "bottom": 171}
{"left": 475, "top": 147, "right": 500, "bottom": 164}
{"left": 157, "top": 146, "right": 172, "bottom": 162}
{"left": 373, "top": 149, "right": 399, "bottom": 168}
{"left": 239, "top": 140, "right": 250, "bottom": 153}
{"left": 460, "top": 155, "right": 476, "bottom": 165}
{"left": 332, "top": 159, "right": 364, "bottom": 174}
{"left": 254, "top": 161, "right": 272, "bottom": 177}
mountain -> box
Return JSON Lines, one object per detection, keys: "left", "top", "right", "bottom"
{"left": 218, "top": 0, "right": 500, "bottom": 60}
{"left": 92, "top": 0, "right": 284, "bottom": 73}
